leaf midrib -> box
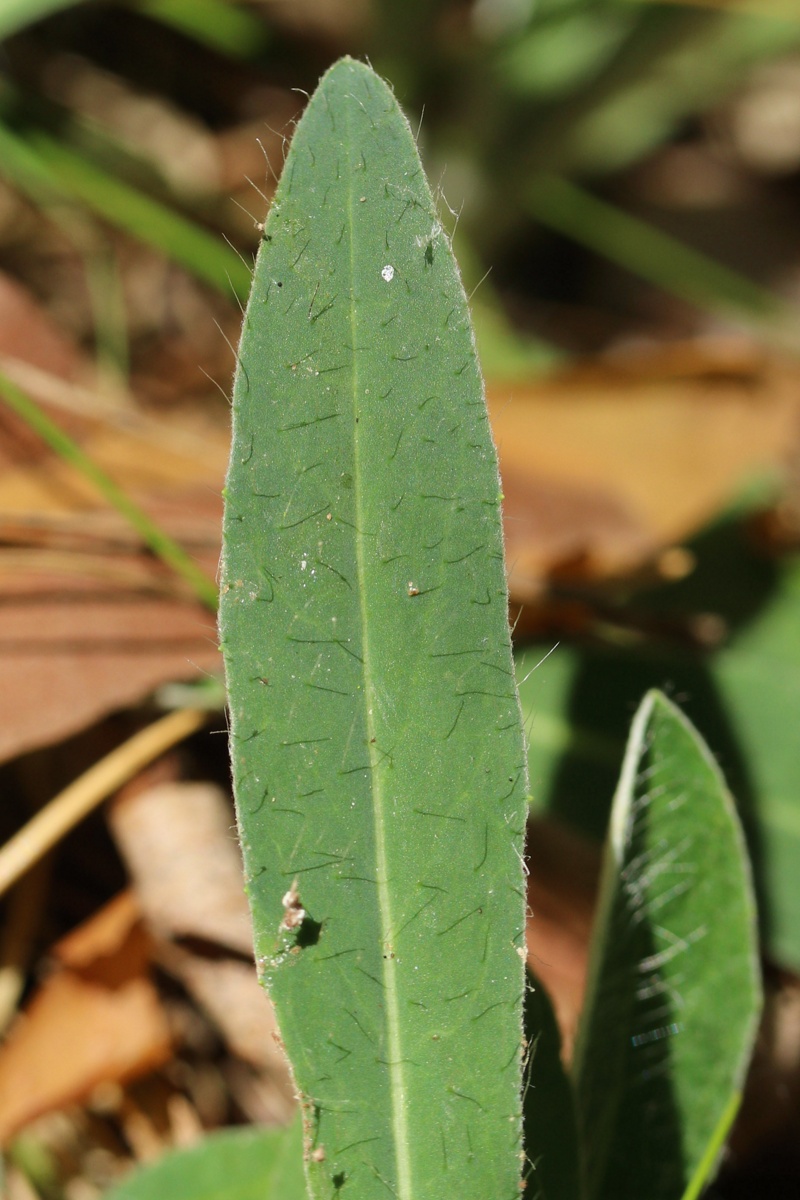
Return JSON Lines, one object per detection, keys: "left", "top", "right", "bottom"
{"left": 346, "top": 99, "right": 413, "bottom": 1200}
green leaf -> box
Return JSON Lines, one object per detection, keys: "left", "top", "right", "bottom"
{"left": 220, "top": 57, "right": 528, "bottom": 1200}
{"left": 516, "top": 525, "right": 800, "bottom": 971}
{"left": 103, "top": 1120, "right": 305, "bottom": 1200}
{"left": 136, "top": 0, "right": 270, "bottom": 58}
{"left": 498, "top": 10, "right": 636, "bottom": 101}
{"left": 572, "top": 690, "right": 761, "bottom": 1200}
{"left": 680, "top": 1091, "right": 741, "bottom": 1200}
{"left": 519, "top": 8, "right": 800, "bottom": 177}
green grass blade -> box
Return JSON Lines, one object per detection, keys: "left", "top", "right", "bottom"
{"left": 136, "top": 0, "right": 270, "bottom": 58}
{"left": 28, "top": 129, "right": 253, "bottom": 298}
{"left": 572, "top": 690, "right": 761, "bottom": 1200}
{"left": 220, "top": 57, "right": 528, "bottom": 1200}
{"left": 0, "top": 371, "right": 218, "bottom": 611}
{"left": 104, "top": 1118, "right": 305, "bottom": 1200}
{"left": 527, "top": 173, "right": 796, "bottom": 343}
{"left": 0, "top": 119, "right": 251, "bottom": 299}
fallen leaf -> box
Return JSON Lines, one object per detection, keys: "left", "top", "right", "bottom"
{"left": 0, "top": 272, "right": 84, "bottom": 382}
{"left": 489, "top": 341, "right": 799, "bottom": 600}
{"left": 108, "top": 781, "right": 293, "bottom": 1091}
{"left": 0, "top": 579, "right": 220, "bottom": 765}
{"left": 0, "top": 361, "right": 225, "bottom": 763}
{"left": 0, "top": 891, "right": 172, "bottom": 1143}
{"left": 163, "top": 950, "right": 293, "bottom": 1103}
{"left": 526, "top": 816, "right": 599, "bottom": 1063}
{"left": 108, "top": 782, "right": 253, "bottom": 957}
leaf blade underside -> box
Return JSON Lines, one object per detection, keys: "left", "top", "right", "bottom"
{"left": 220, "top": 58, "right": 528, "bottom": 1200}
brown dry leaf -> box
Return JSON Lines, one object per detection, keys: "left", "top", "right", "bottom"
{"left": 164, "top": 952, "right": 294, "bottom": 1121}
{"left": 0, "top": 273, "right": 84, "bottom": 382}
{"left": 0, "top": 309, "right": 227, "bottom": 762}
{"left": 108, "top": 781, "right": 293, "bottom": 1096}
{"left": 490, "top": 341, "right": 800, "bottom": 602}
{"left": 0, "top": 891, "right": 172, "bottom": 1144}
{"left": 525, "top": 817, "right": 599, "bottom": 1063}
{"left": 0, "top": 572, "right": 220, "bottom": 765}
{"left": 108, "top": 782, "right": 252, "bottom": 956}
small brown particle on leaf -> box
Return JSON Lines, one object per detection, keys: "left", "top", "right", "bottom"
{"left": 311, "top": 1146, "right": 326, "bottom": 1163}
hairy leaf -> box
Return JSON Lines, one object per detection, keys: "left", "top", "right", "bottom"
{"left": 572, "top": 690, "right": 761, "bottom": 1200}
{"left": 220, "top": 58, "right": 528, "bottom": 1200}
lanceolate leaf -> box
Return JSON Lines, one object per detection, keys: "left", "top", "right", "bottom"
{"left": 220, "top": 58, "right": 528, "bottom": 1200}
{"left": 572, "top": 690, "right": 761, "bottom": 1200}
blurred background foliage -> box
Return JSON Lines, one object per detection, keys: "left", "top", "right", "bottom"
{"left": 4, "top": 0, "right": 800, "bottom": 371}
{"left": 3, "top": 2, "right": 800, "bottom": 1197}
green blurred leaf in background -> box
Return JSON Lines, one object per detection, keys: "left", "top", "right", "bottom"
{"left": 105, "top": 1119, "right": 305, "bottom": 1200}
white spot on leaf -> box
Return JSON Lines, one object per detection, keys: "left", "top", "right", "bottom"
{"left": 281, "top": 880, "right": 306, "bottom": 931}
{"left": 381, "top": 264, "right": 395, "bottom": 282}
